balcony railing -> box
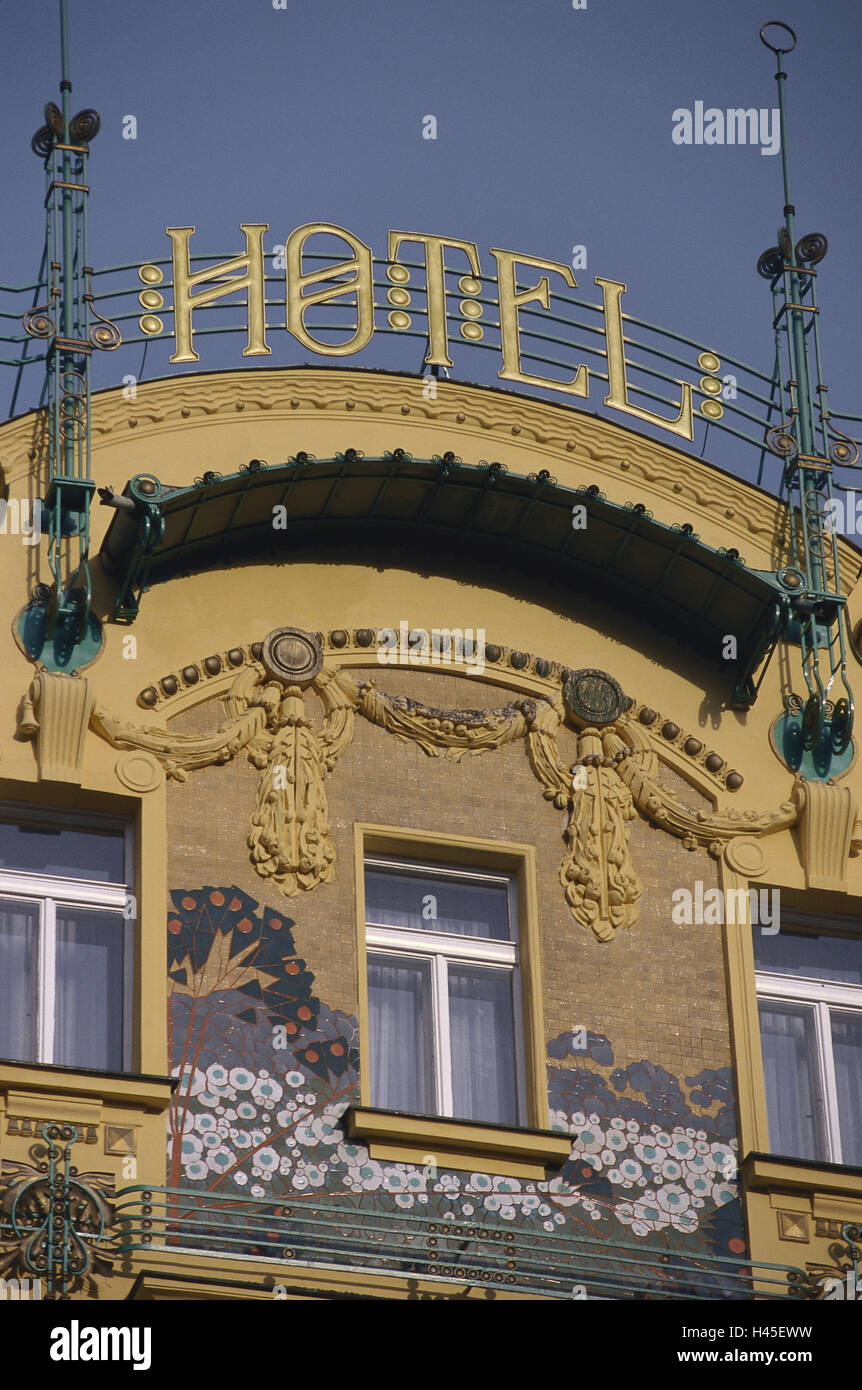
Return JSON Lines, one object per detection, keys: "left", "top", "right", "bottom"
{"left": 114, "top": 1185, "right": 812, "bottom": 1301}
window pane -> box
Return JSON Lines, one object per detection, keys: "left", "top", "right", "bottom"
{"left": 0, "top": 821, "right": 125, "bottom": 884}
{"left": 449, "top": 965, "right": 518, "bottom": 1126}
{"left": 368, "top": 954, "right": 435, "bottom": 1113}
{"left": 0, "top": 898, "right": 39, "bottom": 1062}
{"left": 754, "top": 925, "right": 862, "bottom": 985}
{"left": 365, "top": 867, "right": 510, "bottom": 939}
{"left": 54, "top": 910, "right": 125, "bottom": 1071}
{"left": 831, "top": 1010, "right": 862, "bottom": 1168}
{"left": 758, "top": 1001, "right": 826, "bottom": 1162}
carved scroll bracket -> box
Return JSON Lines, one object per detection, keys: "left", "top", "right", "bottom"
{"left": 18, "top": 671, "right": 94, "bottom": 784}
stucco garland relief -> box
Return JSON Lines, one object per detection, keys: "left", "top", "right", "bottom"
{"left": 86, "top": 632, "right": 804, "bottom": 941}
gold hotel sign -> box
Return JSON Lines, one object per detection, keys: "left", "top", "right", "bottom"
{"left": 140, "top": 223, "right": 699, "bottom": 442}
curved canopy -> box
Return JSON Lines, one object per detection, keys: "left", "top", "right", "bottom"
{"left": 98, "top": 448, "right": 788, "bottom": 706}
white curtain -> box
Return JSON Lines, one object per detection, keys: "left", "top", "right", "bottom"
{"left": 832, "top": 1010, "right": 862, "bottom": 1167}
{"left": 449, "top": 965, "right": 517, "bottom": 1126}
{"left": 758, "top": 1001, "right": 824, "bottom": 1161}
{"left": 0, "top": 898, "right": 38, "bottom": 1061}
{"left": 54, "top": 909, "right": 125, "bottom": 1071}
{"left": 368, "top": 954, "right": 434, "bottom": 1112}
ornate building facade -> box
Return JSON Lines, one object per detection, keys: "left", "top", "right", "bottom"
{"left": 1, "top": 11, "right": 860, "bottom": 1304}
{"left": 0, "top": 362, "right": 860, "bottom": 1301}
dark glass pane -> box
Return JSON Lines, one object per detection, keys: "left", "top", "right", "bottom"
{"left": 0, "top": 898, "right": 39, "bottom": 1062}
{"left": 54, "top": 909, "right": 126, "bottom": 1071}
{"left": 366, "top": 867, "right": 509, "bottom": 939}
{"left": 0, "top": 821, "right": 125, "bottom": 884}
{"left": 754, "top": 924, "right": 862, "bottom": 985}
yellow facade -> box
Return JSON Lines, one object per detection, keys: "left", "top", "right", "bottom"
{"left": 0, "top": 366, "right": 860, "bottom": 1300}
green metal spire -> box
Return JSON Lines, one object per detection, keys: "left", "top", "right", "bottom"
{"left": 757, "top": 21, "right": 856, "bottom": 779}
{"left": 17, "top": 0, "right": 120, "bottom": 671}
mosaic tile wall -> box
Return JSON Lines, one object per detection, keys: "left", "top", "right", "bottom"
{"left": 166, "top": 885, "right": 746, "bottom": 1286}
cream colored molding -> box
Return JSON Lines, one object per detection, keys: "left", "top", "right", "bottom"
{"left": 616, "top": 738, "right": 797, "bottom": 852}
{"left": 122, "top": 1248, "right": 543, "bottom": 1300}
{"left": 346, "top": 1106, "right": 571, "bottom": 1183}
{"left": 136, "top": 631, "right": 742, "bottom": 796}
{"left": 742, "top": 1153, "right": 862, "bottom": 1200}
{"left": 248, "top": 667, "right": 358, "bottom": 895}
{"left": 95, "top": 662, "right": 358, "bottom": 898}
{"left": 0, "top": 1064, "right": 175, "bottom": 1113}
{"left": 3, "top": 369, "right": 857, "bottom": 581}
{"left": 723, "top": 835, "right": 770, "bottom": 879}
{"left": 562, "top": 727, "right": 642, "bottom": 943}
{"left": 18, "top": 670, "right": 95, "bottom": 783}
{"left": 72, "top": 370, "right": 855, "bottom": 572}
{"left": 355, "top": 825, "right": 549, "bottom": 1130}
{"left": 720, "top": 860, "right": 771, "bottom": 1158}
{"left": 792, "top": 777, "right": 859, "bottom": 891}
{"left": 114, "top": 751, "right": 163, "bottom": 793}
{"left": 357, "top": 681, "right": 530, "bottom": 758}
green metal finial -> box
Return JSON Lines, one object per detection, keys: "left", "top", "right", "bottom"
{"left": 17, "top": 0, "right": 118, "bottom": 671}
{"left": 757, "top": 21, "right": 856, "bottom": 779}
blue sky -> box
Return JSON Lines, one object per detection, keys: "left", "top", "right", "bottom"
{"left": 1, "top": 0, "right": 859, "bottom": 490}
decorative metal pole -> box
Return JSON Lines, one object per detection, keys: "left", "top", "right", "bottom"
{"left": 757, "top": 21, "right": 857, "bottom": 778}
{"left": 19, "top": 0, "right": 120, "bottom": 671}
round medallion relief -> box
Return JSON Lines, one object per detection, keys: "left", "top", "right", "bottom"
{"left": 563, "top": 668, "right": 629, "bottom": 726}
{"left": 115, "top": 751, "right": 163, "bottom": 794}
{"left": 261, "top": 627, "right": 323, "bottom": 685}
{"left": 724, "top": 836, "right": 768, "bottom": 878}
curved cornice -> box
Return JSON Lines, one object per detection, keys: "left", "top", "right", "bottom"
{"left": 1, "top": 367, "right": 860, "bottom": 584}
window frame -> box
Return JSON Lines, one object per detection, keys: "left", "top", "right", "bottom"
{"left": 0, "top": 810, "right": 134, "bottom": 1072}
{"left": 355, "top": 824, "right": 548, "bottom": 1137}
{"left": 365, "top": 855, "right": 528, "bottom": 1125}
{"left": 754, "top": 912, "right": 862, "bottom": 1166}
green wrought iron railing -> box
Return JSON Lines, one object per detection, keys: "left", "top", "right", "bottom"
{"left": 113, "top": 1183, "right": 813, "bottom": 1301}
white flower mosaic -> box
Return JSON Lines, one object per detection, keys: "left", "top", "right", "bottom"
{"left": 169, "top": 1063, "right": 739, "bottom": 1240}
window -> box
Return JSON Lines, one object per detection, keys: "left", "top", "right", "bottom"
{"left": 754, "top": 915, "right": 862, "bottom": 1167}
{"left": 365, "top": 856, "right": 526, "bottom": 1127}
{"left": 0, "top": 813, "right": 132, "bottom": 1072}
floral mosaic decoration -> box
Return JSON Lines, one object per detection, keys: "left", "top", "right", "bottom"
{"left": 167, "top": 887, "right": 745, "bottom": 1267}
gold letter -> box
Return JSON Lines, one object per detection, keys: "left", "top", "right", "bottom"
{"left": 286, "top": 223, "right": 373, "bottom": 356}
{"left": 597, "top": 276, "right": 694, "bottom": 440}
{"left": 387, "top": 231, "right": 482, "bottom": 368}
{"left": 491, "top": 249, "right": 588, "bottom": 396}
{"left": 167, "top": 225, "right": 270, "bottom": 364}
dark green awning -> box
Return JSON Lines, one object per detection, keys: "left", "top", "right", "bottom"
{"left": 98, "top": 449, "right": 790, "bottom": 707}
